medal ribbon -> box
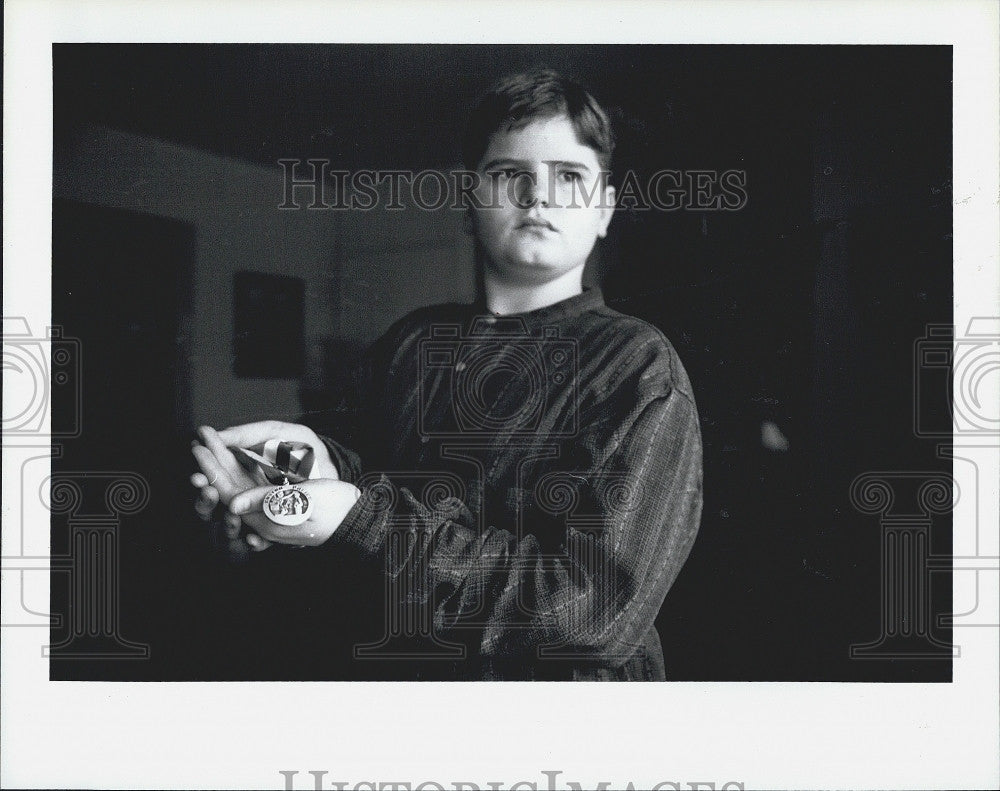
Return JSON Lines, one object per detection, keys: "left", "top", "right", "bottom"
{"left": 230, "top": 439, "right": 315, "bottom": 485}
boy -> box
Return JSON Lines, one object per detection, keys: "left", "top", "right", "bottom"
{"left": 191, "top": 69, "right": 702, "bottom": 680}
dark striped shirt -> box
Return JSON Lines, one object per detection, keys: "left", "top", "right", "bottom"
{"left": 316, "top": 287, "right": 702, "bottom": 680}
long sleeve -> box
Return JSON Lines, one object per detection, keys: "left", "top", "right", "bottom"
{"left": 302, "top": 309, "right": 436, "bottom": 485}
{"left": 326, "top": 383, "right": 703, "bottom": 671}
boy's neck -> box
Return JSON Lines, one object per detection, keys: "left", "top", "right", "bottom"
{"left": 482, "top": 266, "right": 585, "bottom": 316}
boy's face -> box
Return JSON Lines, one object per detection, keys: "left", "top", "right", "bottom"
{"left": 469, "top": 115, "right": 615, "bottom": 287}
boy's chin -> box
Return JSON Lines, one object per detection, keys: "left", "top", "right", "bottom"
{"left": 495, "top": 257, "right": 579, "bottom": 284}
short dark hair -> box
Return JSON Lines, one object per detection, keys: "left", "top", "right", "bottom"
{"left": 462, "top": 68, "right": 615, "bottom": 173}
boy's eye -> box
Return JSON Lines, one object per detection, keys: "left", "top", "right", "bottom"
{"left": 487, "top": 167, "right": 522, "bottom": 180}
{"left": 558, "top": 170, "right": 583, "bottom": 183}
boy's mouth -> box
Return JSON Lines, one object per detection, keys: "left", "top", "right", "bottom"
{"left": 517, "top": 218, "right": 557, "bottom": 232}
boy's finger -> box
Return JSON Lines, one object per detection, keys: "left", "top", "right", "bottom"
{"left": 224, "top": 511, "right": 242, "bottom": 538}
{"left": 245, "top": 533, "right": 274, "bottom": 552}
{"left": 194, "top": 486, "right": 219, "bottom": 520}
{"left": 192, "top": 444, "right": 235, "bottom": 498}
{"left": 229, "top": 485, "right": 277, "bottom": 516}
{"left": 197, "top": 425, "right": 246, "bottom": 483}
{"left": 200, "top": 485, "right": 220, "bottom": 508}
{"left": 215, "top": 420, "right": 284, "bottom": 448}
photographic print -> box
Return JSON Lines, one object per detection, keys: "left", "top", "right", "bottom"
{"left": 3, "top": 2, "right": 998, "bottom": 790}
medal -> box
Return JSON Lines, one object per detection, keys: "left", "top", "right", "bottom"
{"left": 262, "top": 476, "right": 313, "bottom": 526}
{"left": 227, "top": 439, "right": 316, "bottom": 527}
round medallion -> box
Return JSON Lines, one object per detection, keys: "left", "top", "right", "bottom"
{"left": 262, "top": 483, "right": 312, "bottom": 526}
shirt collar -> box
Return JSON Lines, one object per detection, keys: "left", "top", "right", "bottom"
{"left": 468, "top": 287, "right": 605, "bottom": 331}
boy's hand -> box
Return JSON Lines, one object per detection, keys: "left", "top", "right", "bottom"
{"left": 213, "top": 421, "right": 339, "bottom": 481}
{"left": 228, "top": 479, "right": 362, "bottom": 546}
{"left": 190, "top": 423, "right": 345, "bottom": 551}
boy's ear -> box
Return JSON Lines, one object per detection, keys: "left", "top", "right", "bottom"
{"left": 597, "top": 184, "right": 616, "bottom": 239}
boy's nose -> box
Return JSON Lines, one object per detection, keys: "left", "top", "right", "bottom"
{"left": 517, "top": 168, "right": 551, "bottom": 208}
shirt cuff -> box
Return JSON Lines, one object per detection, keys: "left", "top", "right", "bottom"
{"left": 321, "top": 473, "right": 392, "bottom": 561}
{"left": 316, "top": 434, "right": 361, "bottom": 486}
